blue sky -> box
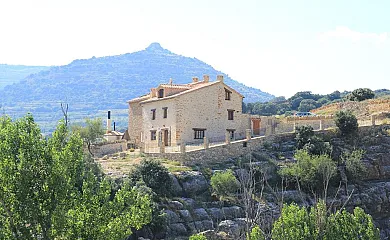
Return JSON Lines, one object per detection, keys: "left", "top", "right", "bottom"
{"left": 0, "top": 0, "right": 389, "bottom": 97}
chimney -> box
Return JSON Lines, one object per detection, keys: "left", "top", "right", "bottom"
{"left": 203, "top": 74, "right": 209, "bottom": 83}
{"left": 150, "top": 88, "right": 157, "bottom": 97}
{"left": 169, "top": 78, "right": 173, "bottom": 85}
{"left": 106, "top": 110, "right": 112, "bottom": 133}
{"left": 192, "top": 77, "right": 199, "bottom": 83}
{"left": 113, "top": 122, "right": 116, "bottom": 131}
{"left": 217, "top": 75, "right": 224, "bottom": 82}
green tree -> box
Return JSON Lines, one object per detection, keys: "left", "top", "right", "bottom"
{"left": 279, "top": 150, "right": 336, "bottom": 196}
{"left": 249, "top": 225, "right": 266, "bottom": 240}
{"left": 342, "top": 149, "right": 367, "bottom": 181}
{"left": 0, "top": 115, "right": 152, "bottom": 239}
{"left": 71, "top": 118, "right": 105, "bottom": 156}
{"left": 346, "top": 88, "right": 375, "bottom": 102}
{"left": 272, "top": 201, "right": 380, "bottom": 240}
{"left": 335, "top": 110, "right": 358, "bottom": 136}
{"left": 130, "top": 159, "right": 172, "bottom": 197}
{"left": 210, "top": 170, "right": 240, "bottom": 200}
{"left": 295, "top": 126, "right": 331, "bottom": 155}
{"left": 298, "top": 99, "right": 317, "bottom": 112}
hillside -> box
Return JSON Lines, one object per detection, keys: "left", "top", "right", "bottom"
{"left": 0, "top": 64, "right": 49, "bottom": 89}
{"left": 0, "top": 43, "right": 273, "bottom": 133}
{"left": 312, "top": 97, "right": 390, "bottom": 120}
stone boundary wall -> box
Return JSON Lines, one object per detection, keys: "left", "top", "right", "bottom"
{"left": 146, "top": 133, "right": 296, "bottom": 164}
{"left": 91, "top": 141, "right": 127, "bottom": 157}
{"left": 145, "top": 124, "right": 390, "bottom": 164}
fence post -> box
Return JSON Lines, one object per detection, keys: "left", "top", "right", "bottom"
{"left": 319, "top": 119, "right": 324, "bottom": 130}
{"left": 293, "top": 121, "right": 296, "bottom": 133}
{"left": 204, "top": 137, "right": 209, "bottom": 149}
{"left": 371, "top": 115, "right": 376, "bottom": 126}
{"left": 160, "top": 140, "right": 165, "bottom": 153}
{"left": 139, "top": 142, "right": 145, "bottom": 153}
{"left": 246, "top": 129, "right": 251, "bottom": 141}
{"left": 225, "top": 132, "right": 231, "bottom": 144}
{"left": 180, "top": 142, "right": 186, "bottom": 153}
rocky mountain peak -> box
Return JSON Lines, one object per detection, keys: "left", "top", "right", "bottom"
{"left": 145, "top": 42, "right": 170, "bottom": 54}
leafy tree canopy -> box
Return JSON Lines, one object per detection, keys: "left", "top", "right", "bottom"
{"left": 0, "top": 114, "right": 152, "bottom": 239}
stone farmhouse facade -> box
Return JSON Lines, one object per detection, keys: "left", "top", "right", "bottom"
{"left": 127, "top": 75, "right": 256, "bottom": 148}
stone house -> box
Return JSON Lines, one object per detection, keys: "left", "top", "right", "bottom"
{"left": 127, "top": 75, "right": 253, "bottom": 148}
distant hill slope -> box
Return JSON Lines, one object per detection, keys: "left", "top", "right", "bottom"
{"left": 312, "top": 97, "right": 390, "bottom": 120}
{"left": 0, "top": 64, "right": 50, "bottom": 89}
{"left": 0, "top": 43, "right": 273, "bottom": 133}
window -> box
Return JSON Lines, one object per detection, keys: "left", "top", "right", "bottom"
{"left": 227, "top": 129, "right": 235, "bottom": 140}
{"left": 151, "top": 109, "right": 156, "bottom": 120}
{"left": 158, "top": 89, "right": 164, "bottom": 98}
{"left": 162, "top": 107, "right": 168, "bottom": 118}
{"left": 228, "top": 109, "right": 234, "bottom": 120}
{"left": 225, "top": 88, "right": 232, "bottom": 100}
{"left": 150, "top": 130, "right": 157, "bottom": 140}
{"left": 193, "top": 128, "right": 205, "bottom": 139}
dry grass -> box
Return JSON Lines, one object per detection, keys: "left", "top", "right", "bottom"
{"left": 96, "top": 150, "right": 192, "bottom": 177}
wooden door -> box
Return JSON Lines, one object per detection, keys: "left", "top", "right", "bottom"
{"left": 163, "top": 130, "right": 169, "bottom": 146}
{"left": 252, "top": 119, "right": 261, "bottom": 135}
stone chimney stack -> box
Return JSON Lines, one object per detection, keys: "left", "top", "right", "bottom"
{"left": 150, "top": 88, "right": 157, "bottom": 97}
{"left": 217, "top": 75, "right": 224, "bottom": 82}
{"left": 203, "top": 74, "right": 210, "bottom": 83}
{"left": 192, "top": 77, "right": 199, "bottom": 83}
{"left": 106, "top": 111, "right": 112, "bottom": 133}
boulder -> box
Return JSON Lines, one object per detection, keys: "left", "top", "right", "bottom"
{"left": 170, "top": 174, "right": 184, "bottom": 196}
{"left": 208, "top": 208, "right": 225, "bottom": 221}
{"left": 165, "top": 210, "right": 182, "bottom": 224}
{"left": 221, "top": 206, "right": 243, "bottom": 219}
{"left": 192, "top": 208, "right": 211, "bottom": 221}
{"left": 218, "top": 220, "right": 242, "bottom": 238}
{"left": 167, "top": 223, "right": 188, "bottom": 237}
{"left": 168, "top": 200, "right": 184, "bottom": 210}
{"left": 178, "top": 210, "right": 193, "bottom": 222}
{"left": 176, "top": 171, "right": 209, "bottom": 197}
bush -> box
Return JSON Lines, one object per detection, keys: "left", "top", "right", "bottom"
{"left": 189, "top": 234, "right": 207, "bottom": 240}
{"left": 130, "top": 159, "right": 172, "bottom": 197}
{"left": 279, "top": 150, "right": 337, "bottom": 193}
{"left": 346, "top": 88, "right": 375, "bottom": 101}
{"left": 295, "top": 125, "right": 314, "bottom": 149}
{"left": 335, "top": 110, "right": 358, "bottom": 136}
{"left": 272, "top": 201, "right": 380, "bottom": 240}
{"left": 342, "top": 149, "right": 367, "bottom": 181}
{"left": 249, "top": 226, "right": 265, "bottom": 240}
{"left": 210, "top": 170, "right": 239, "bottom": 200}
{"left": 295, "top": 126, "right": 332, "bottom": 155}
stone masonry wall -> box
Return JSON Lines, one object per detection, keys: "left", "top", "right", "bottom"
{"left": 128, "top": 101, "right": 143, "bottom": 144}
{"left": 91, "top": 141, "right": 128, "bottom": 158}
{"left": 175, "top": 81, "right": 249, "bottom": 145}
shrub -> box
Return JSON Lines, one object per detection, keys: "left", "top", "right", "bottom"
{"left": 279, "top": 150, "right": 337, "bottom": 193}
{"left": 249, "top": 226, "right": 265, "bottom": 240}
{"left": 342, "top": 149, "right": 367, "bottom": 181}
{"left": 210, "top": 170, "right": 239, "bottom": 200}
{"left": 335, "top": 110, "right": 358, "bottom": 136}
{"left": 295, "top": 125, "right": 314, "bottom": 149}
{"left": 295, "top": 126, "right": 332, "bottom": 155}
{"left": 130, "top": 159, "right": 172, "bottom": 197}
{"left": 189, "top": 234, "right": 207, "bottom": 240}
{"left": 346, "top": 88, "right": 375, "bottom": 102}
{"left": 272, "top": 201, "right": 380, "bottom": 240}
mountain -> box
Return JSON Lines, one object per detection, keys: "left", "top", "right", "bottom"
{"left": 0, "top": 64, "right": 50, "bottom": 89}
{"left": 0, "top": 43, "right": 274, "bottom": 133}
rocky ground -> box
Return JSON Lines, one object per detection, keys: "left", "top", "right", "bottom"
{"left": 101, "top": 124, "right": 390, "bottom": 239}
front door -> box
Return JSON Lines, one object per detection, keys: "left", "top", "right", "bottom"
{"left": 163, "top": 129, "right": 169, "bottom": 146}
{"left": 252, "top": 119, "right": 261, "bottom": 135}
